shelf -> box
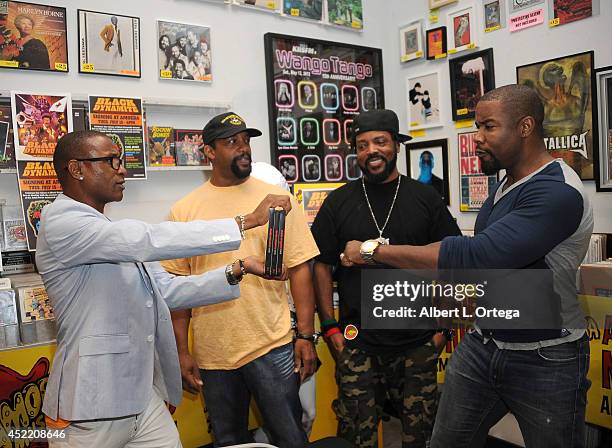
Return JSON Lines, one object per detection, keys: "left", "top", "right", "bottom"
{"left": 0, "top": 170, "right": 17, "bottom": 175}
{"left": 147, "top": 166, "right": 212, "bottom": 171}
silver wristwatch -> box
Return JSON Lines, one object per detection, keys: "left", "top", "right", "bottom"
{"left": 360, "top": 239, "right": 380, "bottom": 264}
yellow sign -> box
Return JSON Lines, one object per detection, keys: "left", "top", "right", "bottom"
{"left": 400, "top": 55, "right": 412, "bottom": 63}
{"left": 409, "top": 129, "right": 427, "bottom": 138}
{"left": 580, "top": 294, "right": 612, "bottom": 428}
{"left": 457, "top": 108, "right": 469, "bottom": 116}
{"left": 435, "top": 53, "right": 447, "bottom": 60}
{"left": 0, "top": 60, "right": 19, "bottom": 68}
{"left": 81, "top": 63, "right": 95, "bottom": 72}
{"left": 291, "top": 8, "right": 300, "bottom": 16}
{"left": 410, "top": 121, "right": 420, "bottom": 127}
{"left": 429, "top": 8, "right": 439, "bottom": 23}
{"left": 54, "top": 62, "right": 68, "bottom": 71}
{"left": 294, "top": 182, "right": 345, "bottom": 226}
{"left": 160, "top": 70, "right": 173, "bottom": 78}
{"left": 415, "top": 51, "right": 423, "bottom": 58}
{"left": 267, "top": 1, "right": 276, "bottom": 9}
{"left": 448, "top": 48, "right": 457, "bottom": 54}
{"left": 455, "top": 119, "right": 475, "bottom": 129}
{"left": 484, "top": 25, "right": 501, "bottom": 33}
{"left": 467, "top": 42, "right": 476, "bottom": 49}
{"left": 351, "top": 20, "right": 362, "bottom": 29}
{"left": 549, "top": 18, "right": 561, "bottom": 27}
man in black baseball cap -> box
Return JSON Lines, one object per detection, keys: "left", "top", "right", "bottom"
{"left": 310, "top": 108, "right": 460, "bottom": 447}
{"left": 202, "top": 111, "right": 262, "bottom": 146}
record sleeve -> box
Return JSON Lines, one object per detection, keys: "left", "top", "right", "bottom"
{"left": 147, "top": 126, "right": 175, "bottom": 166}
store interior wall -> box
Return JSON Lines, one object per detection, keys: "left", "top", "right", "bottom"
{"left": 1, "top": 0, "right": 611, "bottom": 232}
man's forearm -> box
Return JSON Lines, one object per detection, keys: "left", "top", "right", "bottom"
{"left": 313, "top": 262, "right": 334, "bottom": 322}
{"left": 289, "top": 262, "right": 315, "bottom": 335}
{"left": 171, "top": 309, "right": 191, "bottom": 354}
{"left": 374, "top": 242, "right": 442, "bottom": 269}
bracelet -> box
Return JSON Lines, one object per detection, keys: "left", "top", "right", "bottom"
{"left": 239, "top": 259, "right": 246, "bottom": 277}
{"left": 236, "top": 215, "right": 246, "bottom": 240}
{"left": 321, "top": 318, "right": 338, "bottom": 328}
{"left": 225, "top": 262, "right": 240, "bottom": 285}
{"left": 324, "top": 327, "right": 341, "bottom": 338}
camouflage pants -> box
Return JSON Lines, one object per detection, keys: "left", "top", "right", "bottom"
{"left": 333, "top": 342, "right": 439, "bottom": 447}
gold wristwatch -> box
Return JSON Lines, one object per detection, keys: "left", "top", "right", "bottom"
{"left": 360, "top": 239, "right": 380, "bottom": 264}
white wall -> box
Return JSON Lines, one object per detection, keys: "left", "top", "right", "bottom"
{"left": 385, "top": 0, "right": 612, "bottom": 232}
{"left": 0, "top": 0, "right": 391, "bottom": 223}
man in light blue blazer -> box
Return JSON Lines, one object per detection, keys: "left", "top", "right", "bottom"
{"left": 36, "top": 130, "right": 290, "bottom": 448}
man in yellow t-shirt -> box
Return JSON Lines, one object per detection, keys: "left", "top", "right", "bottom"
{"left": 162, "top": 112, "right": 319, "bottom": 448}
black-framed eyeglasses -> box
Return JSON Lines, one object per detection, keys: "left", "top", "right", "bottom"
{"left": 74, "top": 156, "right": 123, "bottom": 170}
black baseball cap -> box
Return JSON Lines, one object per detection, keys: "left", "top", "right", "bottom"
{"left": 202, "top": 112, "right": 262, "bottom": 145}
{"left": 352, "top": 109, "right": 412, "bottom": 144}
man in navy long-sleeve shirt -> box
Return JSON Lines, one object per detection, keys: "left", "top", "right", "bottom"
{"left": 341, "top": 85, "right": 593, "bottom": 448}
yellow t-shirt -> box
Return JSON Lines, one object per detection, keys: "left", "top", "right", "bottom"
{"left": 161, "top": 177, "right": 320, "bottom": 370}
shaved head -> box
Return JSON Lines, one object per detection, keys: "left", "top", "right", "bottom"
{"left": 53, "top": 130, "right": 109, "bottom": 185}
{"left": 480, "top": 84, "right": 545, "bottom": 137}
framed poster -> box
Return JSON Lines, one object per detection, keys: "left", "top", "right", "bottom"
{"left": 509, "top": 0, "right": 544, "bottom": 13}
{"left": 282, "top": 0, "right": 323, "bottom": 21}
{"left": 88, "top": 95, "right": 146, "bottom": 180}
{"left": 327, "top": 0, "right": 363, "bottom": 30}
{"left": 78, "top": 9, "right": 141, "bottom": 78}
{"left": 157, "top": 20, "right": 212, "bottom": 82}
{"left": 429, "top": 0, "right": 458, "bottom": 8}
{"left": 399, "top": 21, "right": 424, "bottom": 63}
{"left": 548, "top": 0, "right": 598, "bottom": 27}
{"left": 449, "top": 48, "right": 495, "bottom": 121}
{"left": 458, "top": 131, "right": 498, "bottom": 211}
{"left": 406, "top": 71, "right": 442, "bottom": 131}
{"left": 426, "top": 26, "right": 447, "bottom": 60}
{"left": 265, "top": 33, "right": 384, "bottom": 184}
{"left": 0, "top": 1, "right": 68, "bottom": 72}
{"left": 293, "top": 182, "right": 345, "bottom": 226}
{"left": 594, "top": 65, "right": 612, "bottom": 191}
{"left": 234, "top": 0, "right": 280, "bottom": 12}
{"left": 447, "top": 5, "right": 478, "bottom": 54}
{"left": 406, "top": 139, "right": 450, "bottom": 205}
{"left": 483, "top": 0, "right": 506, "bottom": 33}
{"left": 516, "top": 51, "right": 596, "bottom": 180}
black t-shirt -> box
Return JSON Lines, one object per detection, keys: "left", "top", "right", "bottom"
{"left": 311, "top": 175, "right": 461, "bottom": 353}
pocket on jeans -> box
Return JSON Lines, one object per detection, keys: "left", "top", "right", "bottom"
{"left": 536, "top": 343, "right": 578, "bottom": 363}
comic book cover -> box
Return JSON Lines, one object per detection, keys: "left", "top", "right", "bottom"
{"left": 18, "top": 284, "right": 53, "bottom": 321}
{"left": 283, "top": 0, "right": 323, "bottom": 21}
{"left": 175, "top": 129, "right": 207, "bottom": 166}
{"left": 10, "top": 91, "right": 71, "bottom": 160}
{"left": 549, "top": 0, "right": 592, "bottom": 26}
{"left": 0, "top": 1, "right": 68, "bottom": 72}
{"left": 147, "top": 126, "right": 175, "bottom": 166}
{"left": 0, "top": 104, "right": 15, "bottom": 171}
{"left": 157, "top": 20, "right": 212, "bottom": 82}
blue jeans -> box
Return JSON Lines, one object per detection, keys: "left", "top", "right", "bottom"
{"left": 431, "top": 331, "right": 590, "bottom": 448}
{"left": 200, "top": 342, "right": 307, "bottom": 448}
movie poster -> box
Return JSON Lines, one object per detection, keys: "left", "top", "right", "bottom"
{"left": 0, "top": 105, "right": 15, "bottom": 171}
{"left": 327, "top": 0, "right": 363, "bottom": 30}
{"left": 0, "top": 1, "right": 68, "bottom": 72}
{"left": 10, "top": 91, "right": 72, "bottom": 161}
{"left": 458, "top": 131, "right": 497, "bottom": 211}
{"left": 449, "top": 49, "right": 496, "bottom": 121}
{"left": 157, "top": 20, "right": 212, "bottom": 82}
{"left": 293, "top": 182, "right": 344, "bottom": 226}
{"left": 517, "top": 51, "right": 596, "bottom": 180}
{"left": 282, "top": 0, "right": 323, "bottom": 21}
{"left": 265, "top": 33, "right": 384, "bottom": 184}
{"left": 88, "top": 95, "right": 146, "bottom": 179}
{"left": 17, "top": 159, "right": 62, "bottom": 250}
{"left": 78, "top": 9, "right": 141, "bottom": 78}
{"left": 548, "top": 0, "right": 593, "bottom": 26}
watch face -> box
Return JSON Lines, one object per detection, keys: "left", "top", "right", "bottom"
{"left": 362, "top": 240, "right": 379, "bottom": 253}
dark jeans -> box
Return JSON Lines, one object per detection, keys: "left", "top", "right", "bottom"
{"left": 431, "top": 331, "right": 590, "bottom": 448}
{"left": 200, "top": 342, "right": 307, "bottom": 448}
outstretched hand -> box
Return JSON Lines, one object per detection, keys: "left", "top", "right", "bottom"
{"left": 242, "top": 256, "right": 289, "bottom": 281}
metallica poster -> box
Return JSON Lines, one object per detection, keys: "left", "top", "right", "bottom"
{"left": 516, "top": 51, "right": 596, "bottom": 180}
{"left": 264, "top": 33, "right": 384, "bottom": 184}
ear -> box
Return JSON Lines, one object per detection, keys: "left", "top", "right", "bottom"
{"left": 66, "top": 159, "right": 83, "bottom": 181}
{"left": 203, "top": 144, "right": 215, "bottom": 162}
{"left": 395, "top": 141, "right": 401, "bottom": 154}
{"left": 520, "top": 116, "right": 537, "bottom": 138}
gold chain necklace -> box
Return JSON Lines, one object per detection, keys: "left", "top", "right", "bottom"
{"left": 361, "top": 175, "right": 401, "bottom": 245}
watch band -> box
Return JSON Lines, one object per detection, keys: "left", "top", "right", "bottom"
{"left": 295, "top": 332, "right": 319, "bottom": 344}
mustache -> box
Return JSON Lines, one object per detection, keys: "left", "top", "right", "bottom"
{"left": 366, "top": 153, "right": 384, "bottom": 163}
{"left": 233, "top": 154, "right": 252, "bottom": 163}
